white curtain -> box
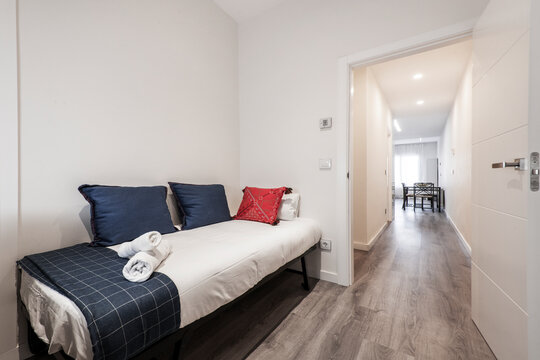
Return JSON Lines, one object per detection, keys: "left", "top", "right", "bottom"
{"left": 394, "top": 142, "right": 438, "bottom": 198}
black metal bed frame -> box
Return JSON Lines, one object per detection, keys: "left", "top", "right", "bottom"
{"left": 21, "top": 244, "right": 318, "bottom": 360}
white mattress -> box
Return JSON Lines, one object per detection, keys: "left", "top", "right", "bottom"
{"left": 20, "top": 218, "right": 321, "bottom": 360}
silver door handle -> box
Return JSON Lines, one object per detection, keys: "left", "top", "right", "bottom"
{"left": 492, "top": 158, "right": 527, "bottom": 171}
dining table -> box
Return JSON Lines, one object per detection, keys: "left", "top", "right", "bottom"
{"left": 402, "top": 185, "right": 443, "bottom": 212}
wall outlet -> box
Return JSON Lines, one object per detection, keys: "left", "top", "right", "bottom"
{"left": 320, "top": 239, "right": 332, "bottom": 250}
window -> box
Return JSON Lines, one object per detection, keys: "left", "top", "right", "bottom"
{"left": 394, "top": 142, "right": 438, "bottom": 198}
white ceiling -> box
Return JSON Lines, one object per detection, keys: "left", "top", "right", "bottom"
{"left": 213, "top": 0, "right": 287, "bottom": 23}
{"left": 369, "top": 40, "right": 472, "bottom": 141}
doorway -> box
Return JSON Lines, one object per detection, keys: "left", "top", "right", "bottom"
{"left": 336, "top": 2, "right": 537, "bottom": 358}
{"left": 349, "top": 37, "right": 473, "bottom": 280}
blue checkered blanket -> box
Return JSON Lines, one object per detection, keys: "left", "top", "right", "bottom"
{"left": 18, "top": 243, "right": 181, "bottom": 360}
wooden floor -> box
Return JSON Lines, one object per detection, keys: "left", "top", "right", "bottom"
{"left": 184, "top": 209, "right": 495, "bottom": 360}
{"left": 33, "top": 209, "right": 496, "bottom": 360}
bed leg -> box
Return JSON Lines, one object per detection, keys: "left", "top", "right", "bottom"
{"left": 301, "top": 256, "right": 310, "bottom": 291}
{"left": 175, "top": 329, "right": 193, "bottom": 360}
{"left": 26, "top": 319, "right": 48, "bottom": 355}
{"left": 172, "top": 339, "right": 182, "bottom": 360}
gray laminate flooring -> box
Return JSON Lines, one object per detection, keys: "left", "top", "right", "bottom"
{"left": 244, "top": 210, "right": 496, "bottom": 360}
{"left": 185, "top": 209, "right": 495, "bottom": 360}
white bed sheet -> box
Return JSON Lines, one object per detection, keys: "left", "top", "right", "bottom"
{"left": 20, "top": 218, "right": 321, "bottom": 359}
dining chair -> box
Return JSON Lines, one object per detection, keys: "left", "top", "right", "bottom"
{"left": 401, "top": 183, "right": 414, "bottom": 210}
{"left": 413, "top": 182, "right": 435, "bottom": 212}
{"left": 424, "top": 183, "right": 437, "bottom": 208}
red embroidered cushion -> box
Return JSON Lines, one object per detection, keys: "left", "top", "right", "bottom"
{"left": 234, "top": 187, "right": 288, "bottom": 225}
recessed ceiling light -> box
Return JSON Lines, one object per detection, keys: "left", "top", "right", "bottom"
{"left": 416, "top": 100, "right": 425, "bottom": 105}
{"left": 393, "top": 119, "right": 402, "bottom": 132}
{"left": 413, "top": 73, "right": 423, "bottom": 80}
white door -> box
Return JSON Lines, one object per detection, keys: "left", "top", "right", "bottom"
{"left": 471, "top": 0, "right": 535, "bottom": 359}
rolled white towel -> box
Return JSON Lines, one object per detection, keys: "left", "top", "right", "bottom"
{"left": 117, "top": 231, "right": 162, "bottom": 259}
{"left": 122, "top": 240, "right": 171, "bottom": 283}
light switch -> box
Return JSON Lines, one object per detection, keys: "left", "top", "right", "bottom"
{"left": 319, "top": 158, "right": 332, "bottom": 170}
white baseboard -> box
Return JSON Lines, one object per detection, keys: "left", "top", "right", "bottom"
{"left": 354, "top": 242, "right": 371, "bottom": 251}
{"left": 319, "top": 269, "right": 339, "bottom": 283}
{"left": 445, "top": 212, "right": 471, "bottom": 255}
{"left": 288, "top": 258, "right": 339, "bottom": 284}
{"left": 353, "top": 221, "right": 390, "bottom": 252}
{"left": 0, "top": 347, "right": 19, "bottom": 360}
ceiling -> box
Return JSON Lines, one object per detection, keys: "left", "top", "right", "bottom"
{"left": 213, "top": 0, "right": 287, "bottom": 23}
{"left": 369, "top": 39, "right": 472, "bottom": 141}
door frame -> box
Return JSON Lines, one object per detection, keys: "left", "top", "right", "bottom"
{"left": 529, "top": 1, "right": 540, "bottom": 357}
{"left": 335, "top": 19, "right": 477, "bottom": 286}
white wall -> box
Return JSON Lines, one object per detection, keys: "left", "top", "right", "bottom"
{"left": 0, "top": 0, "right": 19, "bottom": 358}
{"left": 238, "top": 0, "right": 488, "bottom": 281}
{"left": 351, "top": 68, "right": 393, "bottom": 251}
{"left": 439, "top": 61, "right": 473, "bottom": 249}
{"left": 365, "top": 69, "right": 393, "bottom": 248}
{"left": 1, "top": 0, "right": 239, "bottom": 357}
{"left": 17, "top": 0, "right": 240, "bottom": 256}
{"left": 351, "top": 68, "right": 367, "bottom": 252}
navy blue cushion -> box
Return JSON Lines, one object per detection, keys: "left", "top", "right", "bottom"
{"left": 168, "top": 183, "right": 231, "bottom": 230}
{"left": 79, "top": 184, "right": 177, "bottom": 246}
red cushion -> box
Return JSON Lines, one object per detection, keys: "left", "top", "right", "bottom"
{"left": 234, "top": 187, "right": 288, "bottom": 225}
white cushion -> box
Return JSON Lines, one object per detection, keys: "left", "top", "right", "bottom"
{"left": 278, "top": 193, "right": 300, "bottom": 220}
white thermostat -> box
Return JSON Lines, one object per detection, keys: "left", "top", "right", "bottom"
{"left": 319, "top": 158, "right": 332, "bottom": 170}
{"left": 320, "top": 117, "right": 332, "bottom": 130}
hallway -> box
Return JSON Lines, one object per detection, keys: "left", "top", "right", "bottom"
{"left": 248, "top": 210, "right": 496, "bottom": 359}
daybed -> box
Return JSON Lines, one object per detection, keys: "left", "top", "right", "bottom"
{"left": 19, "top": 217, "right": 321, "bottom": 359}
